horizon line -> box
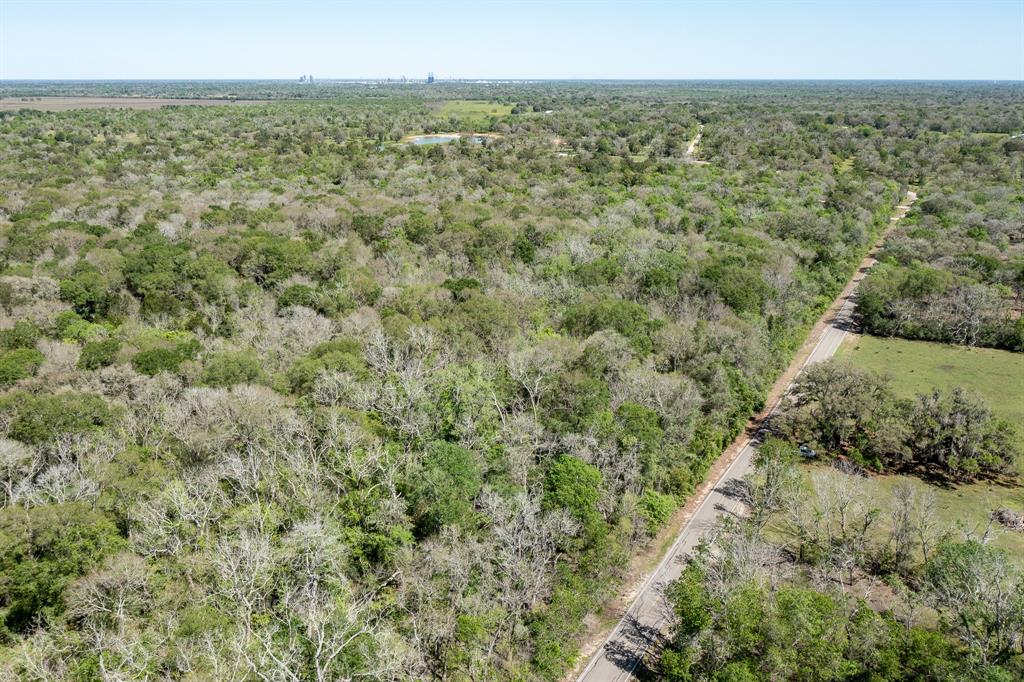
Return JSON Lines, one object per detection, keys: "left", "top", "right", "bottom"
{"left": 2, "top": 77, "right": 1022, "bottom": 83}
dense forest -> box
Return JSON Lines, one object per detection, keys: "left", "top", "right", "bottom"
{"left": 0, "top": 81, "right": 1021, "bottom": 680}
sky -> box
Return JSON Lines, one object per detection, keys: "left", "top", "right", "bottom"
{"left": 1, "top": 0, "right": 1021, "bottom": 80}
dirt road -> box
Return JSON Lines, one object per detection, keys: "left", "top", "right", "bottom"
{"left": 686, "top": 124, "right": 704, "bottom": 157}
{"left": 575, "top": 190, "right": 917, "bottom": 681}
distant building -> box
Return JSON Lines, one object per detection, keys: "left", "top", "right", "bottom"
{"left": 427, "top": 72, "right": 435, "bottom": 84}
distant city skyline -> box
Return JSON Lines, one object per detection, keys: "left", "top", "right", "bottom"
{"left": 1, "top": 1, "right": 1021, "bottom": 81}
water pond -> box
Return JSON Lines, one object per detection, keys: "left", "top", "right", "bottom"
{"left": 408, "top": 134, "right": 461, "bottom": 146}
{"left": 405, "top": 133, "right": 502, "bottom": 146}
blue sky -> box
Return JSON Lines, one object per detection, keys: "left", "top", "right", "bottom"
{"left": 1, "top": 1, "right": 1021, "bottom": 80}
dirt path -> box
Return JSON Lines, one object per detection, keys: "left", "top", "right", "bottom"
{"left": 568, "top": 189, "right": 917, "bottom": 682}
{"left": 686, "top": 123, "right": 704, "bottom": 157}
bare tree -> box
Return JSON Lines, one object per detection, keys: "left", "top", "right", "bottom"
{"left": 65, "top": 554, "right": 150, "bottom": 636}
{"left": 923, "top": 539, "right": 1024, "bottom": 663}
{"left": 480, "top": 490, "right": 579, "bottom": 654}
{"left": 0, "top": 437, "right": 34, "bottom": 507}
{"left": 744, "top": 447, "right": 803, "bottom": 531}
{"left": 887, "top": 480, "right": 940, "bottom": 572}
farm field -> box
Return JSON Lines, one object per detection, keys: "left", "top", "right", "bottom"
{"left": 838, "top": 334, "right": 1024, "bottom": 429}
{"left": 433, "top": 99, "right": 514, "bottom": 120}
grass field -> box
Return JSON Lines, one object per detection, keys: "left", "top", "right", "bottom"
{"left": 833, "top": 333, "right": 1024, "bottom": 563}
{"left": 867, "top": 470, "right": 1024, "bottom": 563}
{"left": 838, "top": 334, "right": 1024, "bottom": 430}
{"left": 434, "top": 100, "right": 513, "bottom": 121}
{"left": 782, "top": 464, "right": 1024, "bottom": 570}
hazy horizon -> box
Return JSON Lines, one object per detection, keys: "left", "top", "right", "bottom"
{"left": 2, "top": 78, "right": 1023, "bottom": 84}
{"left": 2, "top": 0, "right": 1021, "bottom": 81}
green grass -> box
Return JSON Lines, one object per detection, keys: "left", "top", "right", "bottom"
{"left": 833, "top": 334, "right": 1024, "bottom": 563}
{"left": 864, "top": 470, "right": 1024, "bottom": 563}
{"left": 435, "top": 100, "right": 513, "bottom": 122}
{"left": 774, "top": 464, "right": 1024, "bottom": 569}
{"left": 838, "top": 335, "right": 1024, "bottom": 430}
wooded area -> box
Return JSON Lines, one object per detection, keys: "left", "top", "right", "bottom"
{"left": 0, "top": 81, "right": 1021, "bottom": 680}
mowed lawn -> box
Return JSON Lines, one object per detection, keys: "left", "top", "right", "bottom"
{"left": 838, "top": 334, "right": 1024, "bottom": 429}
{"left": 834, "top": 334, "right": 1024, "bottom": 563}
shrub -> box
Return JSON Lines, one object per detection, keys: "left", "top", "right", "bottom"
{"left": 0, "top": 348, "right": 44, "bottom": 386}
{"left": 201, "top": 350, "right": 264, "bottom": 387}
{"left": 0, "top": 503, "right": 124, "bottom": 634}
{"left": 0, "top": 391, "right": 115, "bottom": 445}
{"left": 77, "top": 338, "right": 121, "bottom": 370}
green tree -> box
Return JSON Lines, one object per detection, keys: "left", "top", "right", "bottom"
{"left": 0, "top": 391, "right": 115, "bottom": 445}
{"left": 544, "top": 455, "right": 603, "bottom": 538}
{"left": 407, "top": 441, "right": 482, "bottom": 537}
{"left": 0, "top": 503, "right": 124, "bottom": 635}
{"left": 77, "top": 338, "right": 121, "bottom": 370}
{"left": 0, "top": 320, "right": 40, "bottom": 350}
{"left": 923, "top": 540, "right": 1024, "bottom": 664}
{"left": 563, "top": 298, "right": 658, "bottom": 353}
{"left": 910, "top": 389, "right": 1021, "bottom": 479}
{"left": 201, "top": 350, "right": 264, "bottom": 387}
{"left": 0, "top": 348, "right": 44, "bottom": 386}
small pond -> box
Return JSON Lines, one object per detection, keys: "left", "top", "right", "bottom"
{"left": 405, "top": 133, "right": 501, "bottom": 146}
{"left": 408, "top": 134, "right": 461, "bottom": 146}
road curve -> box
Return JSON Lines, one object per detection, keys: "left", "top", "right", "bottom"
{"left": 576, "top": 190, "right": 917, "bottom": 682}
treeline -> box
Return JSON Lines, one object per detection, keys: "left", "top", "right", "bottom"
{"left": 776, "top": 360, "right": 1021, "bottom": 480}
